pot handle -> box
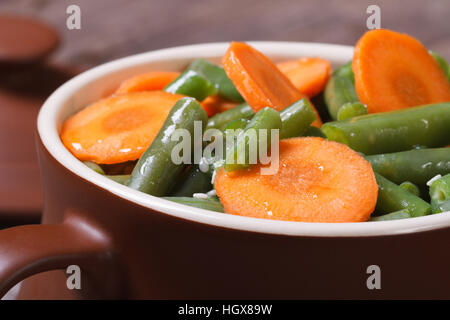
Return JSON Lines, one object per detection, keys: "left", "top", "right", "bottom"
{"left": 0, "top": 214, "right": 112, "bottom": 298}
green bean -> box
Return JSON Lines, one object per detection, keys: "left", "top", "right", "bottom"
{"left": 83, "top": 161, "right": 105, "bottom": 175}
{"left": 280, "top": 98, "right": 316, "bottom": 139}
{"left": 128, "top": 97, "right": 208, "bottom": 196}
{"left": 336, "top": 102, "right": 368, "bottom": 121}
{"left": 223, "top": 118, "right": 249, "bottom": 131}
{"left": 370, "top": 209, "right": 411, "bottom": 221}
{"left": 322, "top": 103, "right": 450, "bottom": 155}
{"left": 374, "top": 173, "right": 431, "bottom": 217}
{"left": 162, "top": 196, "right": 224, "bottom": 212}
{"left": 105, "top": 174, "right": 130, "bottom": 185}
{"left": 430, "top": 51, "right": 450, "bottom": 82}
{"left": 431, "top": 200, "right": 450, "bottom": 214}
{"left": 324, "top": 61, "right": 359, "bottom": 120}
{"left": 188, "top": 59, "right": 243, "bottom": 102}
{"left": 399, "top": 181, "right": 421, "bottom": 197}
{"left": 366, "top": 148, "right": 450, "bottom": 187}
{"left": 302, "top": 126, "right": 326, "bottom": 138}
{"left": 225, "top": 107, "right": 281, "bottom": 171}
{"left": 170, "top": 166, "right": 212, "bottom": 197}
{"left": 429, "top": 173, "right": 450, "bottom": 213}
{"left": 206, "top": 103, "right": 254, "bottom": 130}
{"left": 165, "top": 70, "right": 216, "bottom": 101}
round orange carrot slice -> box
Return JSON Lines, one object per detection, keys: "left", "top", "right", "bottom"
{"left": 61, "top": 91, "right": 185, "bottom": 164}
{"left": 353, "top": 29, "right": 450, "bottom": 113}
{"left": 222, "top": 42, "right": 322, "bottom": 127}
{"left": 277, "top": 57, "right": 331, "bottom": 97}
{"left": 115, "top": 71, "right": 180, "bottom": 94}
{"left": 215, "top": 137, "right": 378, "bottom": 222}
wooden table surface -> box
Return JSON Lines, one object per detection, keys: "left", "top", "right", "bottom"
{"left": 0, "top": 0, "right": 449, "bottom": 226}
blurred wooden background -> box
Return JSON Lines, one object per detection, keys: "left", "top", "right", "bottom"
{"left": 0, "top": 0, "right": 449, "bottom": 226}
{"left": 1, "top": 0, "right": 450, "bottom": 67}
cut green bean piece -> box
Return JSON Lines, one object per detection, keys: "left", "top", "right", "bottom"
{"left": 224, "top": 118, "right": 249, "bottom": 131}
{"left": 370, "top": 209, "right": 411, "bottom": 221}
{"left": 225, "top": 107, "right": 281, "bottom": 171}
{"left": 128, "top": 97, "right": 208, "bottom": 196}
{"left": 399, "top": 181, "right": 421, "bottom": 197}
{"left": 324, "top": 61, "right": 359, "bottom": 120}
{"left": 431, "top": 199, "right": 450, "bottom": 214}
{"left": 302, "top": 126, "right": 326, "bottom": 138}
{"left": 165, "top": 70, "right": 216, "bottom": 101}
{"left": 280, "top": 98, "right": 316, "bottom": 139}
{"left": 106, "top": 174, "right": 130, "bottom": 185}
{"left": 322, "top": 103, "right": 450, "bottom": 155}
{"left": 366, "top": 148, "right": 450, "bottom": 187}
{"left": 429, "top": 173, "right": 450, "bottom": 213}
{"left": 83, "top": 161, "right": 105, "bottom": 175}
{"left": 375, "top": 173, "right": 431, "bottom": 217}
{"left": 170, "top": 166, "right": 212, "bottom": 197}
{"left": 430, "top": 51, "right": 450, "bottom": 82}
{"left": 206, "top": 103, "right": 254, "bottom": 130}
{"left": 162, "top": 196, "right": 224, "bottom": 212}
{"left": 337, "top": 102, "right": 368, "bottom": 121}
{"left": 188, "top": 59, "right": 244, "bottom": 102}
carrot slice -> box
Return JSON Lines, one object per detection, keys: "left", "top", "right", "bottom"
{"left": 115, "top": 71, "right": 179, "bottom": 94}
{"left": 61, "top": 91, "right": 185, "bottom": 164}
{"left": 222, "top": 42, "right": 322, "bottom": 127}
{"left": 215, "top": 137, "right": 378, "bottom": 222}
{"left": 353, "top": 29, "right": 450, "bottom": 113}
{"left": 201, "top": 94, "right": 240, "bottom": 117}
{"left": 277, "top": 57, "right": 331, "bottom": 97}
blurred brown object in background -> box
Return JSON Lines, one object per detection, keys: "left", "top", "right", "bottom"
{"left": 0, "top": 15, "right": 80, "bottom": 228}
{"left": 0, "top": 15, "right": 59, "bottom": 64}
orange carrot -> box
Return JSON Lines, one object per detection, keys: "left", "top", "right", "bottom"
{"left": 201, "top": 94, "right": 240, "bottom": 117}
{"left": 222, "top": 42, "right": 322, "bottom": 127}
{"left": 215, "top": 137, "right": 378, "bottom": 222}
{"left": 115, "top": 71, "right": 180, "bottom": 94}
{"left": 61, "top": 91, "right": 185, "bottom": 164}
{"left": 353, "top": 29, "right": 450, "bottom": 113}
{"left": 277, "top": 57, "right": 331, "bottom": 97}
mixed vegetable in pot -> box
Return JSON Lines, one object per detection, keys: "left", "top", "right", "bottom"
{"left": 60, "top": 29, "right": 450, "bottom": 223}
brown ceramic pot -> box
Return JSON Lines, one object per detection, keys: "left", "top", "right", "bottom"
{"left": 1, "top": 43, "right": 450, "bottom": 299}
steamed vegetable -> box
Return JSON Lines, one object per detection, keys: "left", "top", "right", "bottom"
{"left": 128, "top": 97, "right": 208, "bottom": 196}
{"left": 277, "top": 57, "right": 331, "bottom": 97}
{"left": 279, "top": 98, "right": 316, "bottom": 139}
{"left": 374, "top": 173, "right": 431, "bottom": 217}
{"left": 170, "top": 166, "right": 212, "bottom": 197}
{"left": 61, "top": 91, "right": 185, "bottom": 164}
{"left": 353, "top": 29, "right": 450, "bottom": 113}
{"left": 324, "top": 61, "right": 359, "bottom": 120}
{"left": 222, "top": 42, "right": 322, "bottom": 127}
{"left": 366, "top": 148, "right": 450, "bottom": 187}
{"left": 206, "top": 103, "right": 254, "bottom": 131}
{"left": 429, "top": 173, "right": 450, "bottom": 213}
{"left": 225, "top": 107, "right": 282, "bottom": 171}
{"left": 215, "top": 137, "right": 378, "bottom": 222}
{"left": 188, "top": 59, "right": 243, "bottom": 102}
{"left": 165, "top": 70, "right": 216, "bottom": 101}
{"left": 115, "top": 71, "right": 179, "bottom": 94}
{"left": 163, "top": 196, "right": 224, "bottom": 212}
{"left": 399, "top": 181, "right": 421, "bottom": 197}
{"left": 322, "top": 103, "right": 450, "bottom": 155}
{"left": 337, "top": 102, "right": 368, "bottom": 121}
